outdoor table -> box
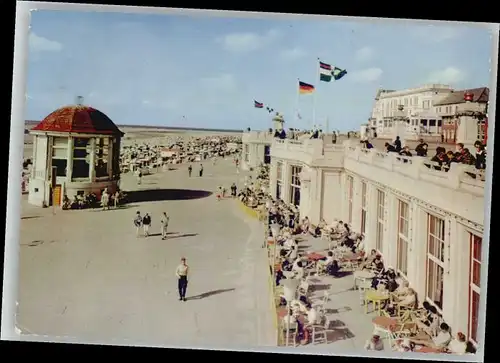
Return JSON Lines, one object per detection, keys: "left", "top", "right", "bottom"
{"left": 307, "top": 252, "right": 326, "bottom": 261}
{"left": 364, "top": 290, "right": 390, "bottom": 315}
{"left": 372, "top": 316, "right": 398, "bottom": 332}
{"left": 353, "top": 270, "right": 375, "bottom": 289}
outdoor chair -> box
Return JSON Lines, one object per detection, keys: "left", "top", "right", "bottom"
{"left": 297, "top": 280, "right": 310, "bottom": 297}
{"left": 314, "top": 290, "right": 330, "bottom": 315}
{"left": 309, "top": 315, "right": 335, "bottom": 345}
{"left": 320, "top": 230, "right": 331, "bottom": 241}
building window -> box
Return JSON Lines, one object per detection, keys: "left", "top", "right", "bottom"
{"left": 361, "top": 181, "right": 367, "bottom": 234}
{"left": 376, "top": 190, "right": 385, "bottom": 252}
{"left": 289, "top": 165, "right": 302, "bottom": 206}
{"left": 469, "top": 234, "right": 482, "bottom": 344}
{"left": 276, "top": 161, "right": 283, "bottom": 200}
{"left": 72, "top": 137, "right": 90, "bottom": 179}
{"left": 244, "top": 144, "right": 249, "bottom": 162}
{"left": 95, "top": 138, "right": 109, "bottom": 178}
{"left": 477, "top": 121, "right": 486, "bottom": 142}
{"left": 426, "top": 214, "right": 445, "bottom": 310}
{"left": 397, "top": 200, "right": 410, "bottom": 276}
{"left": 51, "top": 136, "right": 68, "bottom": 177}
{"left": 347, "top": 175, "right": 354, "bottom": 224}
{"left": 264, "top": 145, "right": 271, "bottom": 164}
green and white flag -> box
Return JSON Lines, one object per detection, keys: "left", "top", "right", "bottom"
{"left": 332, "top": 67, "right": 347, "bottom": 80}
{"left": 319, "top": 61, "right": 333, "bottom": 82}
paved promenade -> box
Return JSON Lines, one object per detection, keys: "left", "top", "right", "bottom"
{"left": 17, "top": 158, "right": 276, "bottom": 348}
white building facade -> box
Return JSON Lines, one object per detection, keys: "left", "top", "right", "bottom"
{"left": 369, "top": 84, "right": 454, "bottom": 140}
{"left": 270, "top": 138, "right": 486, "bottom": 347}
{"left": 241, "top": 130, "right": 274, "bottom": 170}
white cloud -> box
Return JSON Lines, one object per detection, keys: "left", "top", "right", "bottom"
{"left": 350, "top": 67, "right": 383, "bottom": 83}
{"left": 427, "top": 66, "right": 466, "bottom": 84}
{"left": 218, "top": 29, "right": 281, "bottom": 53}
{"left": 29, "top": 32, "right": 63, "bottom": 52}
{"left": 280, "top": 47, "right": 306, "bottom": 61}
{"left": 355, "top": 46, "right": 374, "bottom": 62}
{"left": 411, "top": 25, "right": 462, "bottom": 43}
{"left": 200, "top": 73, "right": 237, "bottom": 92}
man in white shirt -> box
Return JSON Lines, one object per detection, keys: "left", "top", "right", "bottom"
{"left": 160, "top": 212, "right": 170, "bottom": 240}
{"left": 364, "top": 334, "right": 384, "bottom": 351}
{"left": 433, "top": 323, "right": 452, "bottom": 349}
{"left": 447, "top": 332, "right": 467, "bottom": 354}
{"left": 175, "top": 257, "right": 189, "bottom": 301}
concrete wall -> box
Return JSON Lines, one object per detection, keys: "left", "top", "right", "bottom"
{"left": 241, "top": 131, "right": 273, "bottom": 170}
{"left": 269, "top": 139, "right": 486, "bottom": 342}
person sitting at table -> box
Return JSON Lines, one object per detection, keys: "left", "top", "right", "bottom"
{"left": 355, "top": 236, "right": 365, "bottom": 254}
{"left": 432, "top": 323, "right": 452, "bottom": 349}
{"left": 283, "top": 236, "right": 298, "bottom": 250}
{"left": 360, "top": 249, "right": 378, "bottom": 269}
{"left": 447, "top": 332, "right": 467, "bottom": 354}
{"left": 364, "top": 334, "right": 384, "bottom": 351}
{"left": 394, "top": 288, "right": 418, "bottom": 310}
{"left": 291, "top": 260, "right": 306, "bottom": 280}
{"left": 286, "top": 245, "right": 298, "bottom": 261}
{"left": 316, "top": 251, "right": 335, "bottom": 274}
{"left": 417, "top": 304, "right": 440, "bottom": 337}
{"left": 370, "top": 263, "right": 387, "bottom": 289}
{"left": 290, "top": 295, "right": 309, "bottom": 315}
{"left": 341, "top": 234, "right": 357, "bottom": 253}
{"left": 396, "top": 338, "right": 415, "bottom": 352}
{"left": 276, "top": 269, "right": 285, "bottom": 286}
{"left": 395, "top": 280, "right": 410, "bottom": 297}
{"left": 295, "top": 303, "right": 320, "bottom": 345}
{"left": 300, "top": 217, "right": 311, "bottom": 234}
{"left": 326, "top": 259, "right": 342, "bottom": 277}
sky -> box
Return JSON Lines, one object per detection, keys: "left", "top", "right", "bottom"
{"left": 25, "top": 10, "right": 495, "bottom": 131}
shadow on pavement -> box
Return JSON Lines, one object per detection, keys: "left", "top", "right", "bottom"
{"left": 186, "top": 288, "right": 236, "bottom": 301}
{"left": 125, "top": 189, "right": 213, "bottom": 203}
{"left": 167, "top": 233, "right": 198, "bottom": 239}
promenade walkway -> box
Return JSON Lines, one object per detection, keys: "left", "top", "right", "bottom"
{"left": 17, "top": 158, "right": 275, "bottom": 348}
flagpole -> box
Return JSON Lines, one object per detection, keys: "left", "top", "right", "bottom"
{"left": 295, "top": 78, "right": 300, "bottom": 130}
{"left": 312, "top": 57, "right": 320, "bottom": 130}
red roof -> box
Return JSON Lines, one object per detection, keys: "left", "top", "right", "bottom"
{"left": 32, "top": 105, "right": 124, "bottom": 136}
{"left": 434, "top": 87, "right": 489, "bottom": 106}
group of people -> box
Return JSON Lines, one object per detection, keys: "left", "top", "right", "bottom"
{"left": 133, "top": 211, "right": 170, "bottom": 239}
{"left": 356, "top": 249, "right": 478, "bottom": 355}
{"left": 430, "top": 141, "right": 486, "bottom": 171}
{"left": 187, "top": 163, "right": 204, "bottom": 177}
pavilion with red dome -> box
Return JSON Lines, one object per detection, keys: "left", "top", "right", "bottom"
{"left": 28, "top": 105, "right": 124, "bottom": 207}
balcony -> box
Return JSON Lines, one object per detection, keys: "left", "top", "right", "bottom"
{"left": 242, "top": 130, "right": 275, "bottom": 144}
{"left": 270, "top": 138, "right": 344, "bottom": 167}
{"left": 343, "top": 146, "right": 485, "bottom": 225}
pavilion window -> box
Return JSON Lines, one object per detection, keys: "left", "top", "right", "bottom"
{"left": 95, "top": 137, "right": 109, "bottom": 178}
{"left": 51, "top": 137, "right": 67, "bottom": 177}
{"left": 72, "top": 137, "right": 90, "bottom": 179}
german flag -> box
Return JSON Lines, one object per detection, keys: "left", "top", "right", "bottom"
{"left": 254, "top": 100, "right": 264, "bottom": 108}
{"left": 299, "top": 81, "right": 315, "bottom": 94}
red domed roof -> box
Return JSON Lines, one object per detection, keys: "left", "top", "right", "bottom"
{"left": 32, "top": 105, "right": 123, "bottom": 136}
